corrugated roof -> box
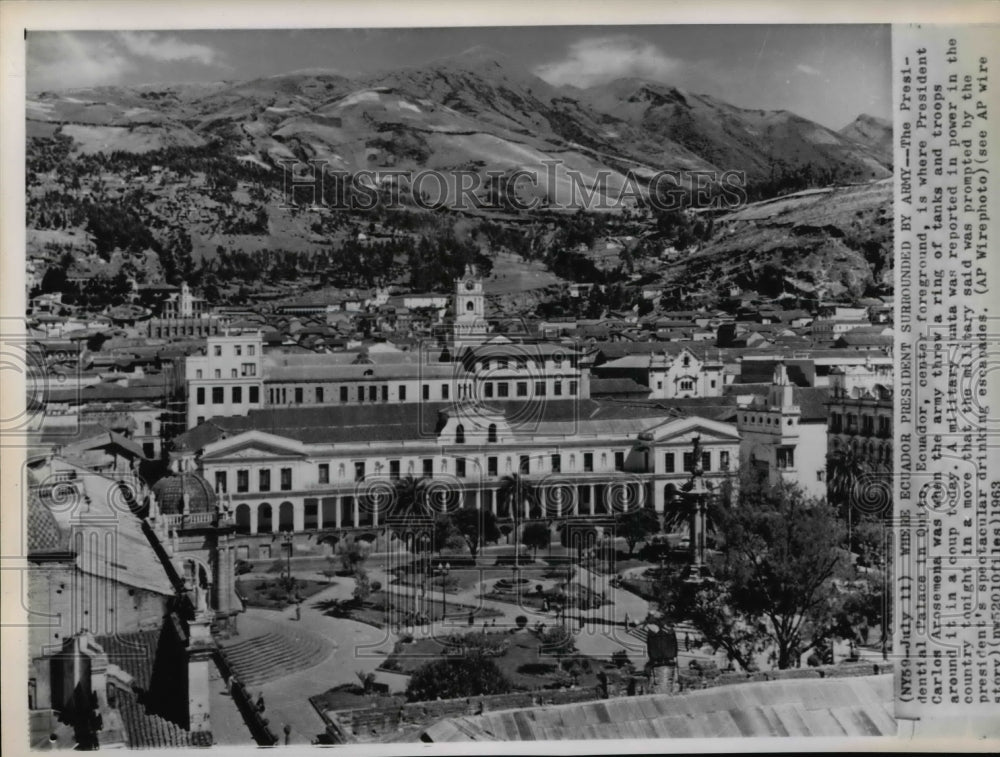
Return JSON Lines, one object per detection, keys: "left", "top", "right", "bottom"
{"left": 590, "top": 378, "right": 651, "bottom": 396}
{"left": 421, "top": 675, "right": 894, "bottom": 741}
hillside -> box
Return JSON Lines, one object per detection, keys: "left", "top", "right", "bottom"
{"left": 838, "top": 114, "right": 893, "bottom": 166}
{"left": 663, "top": 179, "right": 893, "bottom": 300}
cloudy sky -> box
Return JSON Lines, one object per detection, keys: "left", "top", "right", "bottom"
{"left": 27, "top": 25, "right": 890, "bottom": 129}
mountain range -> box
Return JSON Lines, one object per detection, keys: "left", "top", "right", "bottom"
{"left": 27, "top": 47, "right": 891, "bottom": 206}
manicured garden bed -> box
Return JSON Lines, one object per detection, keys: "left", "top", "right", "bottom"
{"left": 236, "top": 577, "right": 330, "bottom": 609}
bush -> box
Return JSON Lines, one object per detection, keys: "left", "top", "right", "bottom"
{"left": 611, "top": 649, "right": 630, "bottom": 668}
{"left": 235, "top": 560, "right": 254, "bottom": 575}
{"left": 405, "top": 652, "right": 511, "bottom": 702}
{"left": 515, "top": 615, "right": 528, "bottom": 629}
{"left": 371, "top": 580, "right": 382, "bottom": 593}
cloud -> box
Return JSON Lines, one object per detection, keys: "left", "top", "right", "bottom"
{"left": 27, "top": 31, "right": 223, "bottom": 92}
{"left": 796, "top": 63, "right": 822, "bottom": 77}
{"left": 114, "top": 32, "right": 220, "bottom": 65}
{"left": 533, "top": 36, "right": 683, "bottom": 88}
{"left": 28, "top": 33, "right": 129, "bottom": 91}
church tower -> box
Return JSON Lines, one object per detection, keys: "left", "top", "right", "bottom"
{"left": 452, "top": 265, "right": 489, "bottom": 349}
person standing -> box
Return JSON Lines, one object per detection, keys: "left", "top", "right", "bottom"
{"left": 283, "top": 724, "right": 292, "bottom": 745}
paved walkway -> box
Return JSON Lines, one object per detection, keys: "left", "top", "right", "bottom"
{"left": 228, "top": 579, "right": 397, "bottom": 745}
{"left": 208, "top": 660, "right": 255, "bottom": 745}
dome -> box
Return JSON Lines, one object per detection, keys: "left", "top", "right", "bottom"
{"left": 151, "top": 472, "right": 218, "bottom": 515}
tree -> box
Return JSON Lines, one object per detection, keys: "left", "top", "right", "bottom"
{"left": 614, "top": 507, "right": 661, "bottom": 557}
{"left": 432, "top": 514, "right": 464, "bottom": 555}
{"left": 655, "top": 476, "right": 845, "bottom": 670}
{"left": 497, "top": 474, "right": 539, "bottom": 542}
{"left": 337, "top": 535, "right": 371, "bottom": 573}
{"left": 451, "top": 508, "right": 501, "bottom": 563}
{"left": 405, "top": 651, "right": 511, "bottom": 702}
{"left": 521, "top": 521, "right": 551, "bottom": 558}
{"left": 352, "top": 569, "right": 372, "bottom": 605}
{"left": 538, "top": 625, "right": 576, "bottom": 658}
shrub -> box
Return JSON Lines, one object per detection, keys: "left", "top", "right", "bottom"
{"left": 371, "top": 580, "right": 382, "bottom": 593}
{"left": 405, "top": 652, "right": 511, "bottom": 702}
{"left": 611, "top": 649, "right": 630, "bottom": 668}
{"left": 235, "top": 560, "right": 254, "bottom": 575}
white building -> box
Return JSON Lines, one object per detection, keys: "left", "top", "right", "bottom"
{"left": 185, "top": 332, "right": 265, "bottom": 427}
{"left": 736, "top": 362, "right": 829, "bottom": 499}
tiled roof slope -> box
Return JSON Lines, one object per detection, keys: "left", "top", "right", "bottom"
{"left": 421, "top": 675, "right": 894, "bottom": 741}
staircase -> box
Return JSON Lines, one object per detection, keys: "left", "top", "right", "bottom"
{"left": 219, "top": 630, "right": 334, "bottom": 687}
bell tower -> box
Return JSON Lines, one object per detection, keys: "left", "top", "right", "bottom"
{"left": 452, "top": 265, "right": 488, "bottom": 349}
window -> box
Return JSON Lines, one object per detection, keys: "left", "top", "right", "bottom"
{"left": 720, "top": 451, "right": 730, "bottom": 470}
{"left": 441, "top": 384, "right": 449, "bottom": 400}
{"left": 214, "top": 345, "right": 222, "bottom": 357}
{"left": 196, "top": 416, "right": 205, "bottom": 425}
{"left": 484, "top": 382, "right": 494, "bottom": 398}
{"left": 455, "top": 424, "right": 465, "bottom": 444}
{"left": 777, "top": 447, "right": 795, "bottom": 469}
{"left": 422, "top": 384, "right": 430, "bottom": 401}
{"left": 682, "top": 452, "right": 695, "bottom": 472}
{"left": 487, "top": 456, "right": 498, "bottom": 477}
{"left": 214, "top": 369, "right": 221, "bottom": 379}
{"left": 295, "top": 387, "right": 303, "bottom": 404}
{"left": 143, "top": 421, "right": 153, "bottom": 436}
{"left": 551, "top": 454, "right": 561, "bottom": 473}
{"left": 535, "top": 381, "right": 546, "bottom": 396}
{"left": 614, "top": 451, "right": 625, "bottom": 471}
{"left": 554, "top": 381, "right": 563, "bottom": 396}
{"left": 516, "top": 381, "right": 528, "bottom": 397}
{"left": 399, "top": 385, "right": 407, "bottom": 401}
{"left": 498, "top": 358, "right": 508, "bottom": 370}
{"left": 357, "top": 386, "right": 365, "bottom": 402}
{"left": 196, "top": 369, "right": 203, "bottom": 379}
{"left": 248, "top": 344, "right": 255, "bottom": 356}
{"left": 456, "top": 457, "right": 467, "bottom": 478}
{"left": 382, "top": 385, "right": 388, "bottom": 402}
{"left": 368, "top": 386, "right": 377, "bottom": 402}
{"left": 316, "top": 387, "right": 324, "bottom": 403}
{"left": 680, "top": 379, "right": 695, "bottom": 391}
{"left": 701, "top": 452, "right": 711, "bottom": 471}
{"left": 231, "top": 369, "right": 238, "bottom": 378}
{"left": 497, "top": 382, "right": 509, "bottom": 398}
{"left": 196, "top": 387, "right": 205, "bottom": 405}
{"left": 354, "top": 462, "right": 366, "bottom": 481}
{"left": 235, "top": 345, "right": 242, "bottom": 356}
{"left": 422, "top": 458, "right": 434, "bottom": 478}
{"left": 389, "top": 460, "right": 400, "bottom": 480}
{"left": 249, "top": 386, "right": 259, "bottom": 403}
{"left": 664, "top": 453, "right": 675, "bottom": 473}
{"left": 519, "top": 455, "right": 530, "bottom": 474}
{"left": 280, "top": 468, "right": 292, "bottom": 491}
{"left": 553, "top": 354, "right": 563, "bottom": 368}
{"left": 569, "top": 380, "right": 578, "bottom": 396}
{"left": 487, "top": 424, "right": 497, "bottom": 443}
{"left": 232, "top": 386, "right": 242, "bottom": 403}
{"left": 318, "top": 463, "right": 329, "bottom": 484}
{"left": 215, "top": 471, "right": 227, "bottom": 493}
{"left": 237, "top": 470, "right": 249, "bottom": 493}
{"left": 340, "top": 386, "right": 348, "bottom": 402}
{"left": 259, "top": 469, "right": 271, "bottom": 491}
{"left": 212, "top": 387, "right": 224, "bottom": 404}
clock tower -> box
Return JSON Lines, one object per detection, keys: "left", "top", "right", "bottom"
{"left": 452, "top": 265, "right": 489, "bottom": 349}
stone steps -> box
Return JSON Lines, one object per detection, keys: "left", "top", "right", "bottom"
{"left": 220, "top": 630, "right": 333, "bottom": 687}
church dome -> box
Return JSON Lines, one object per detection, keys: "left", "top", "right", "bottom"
{"left": 151, "top": 472, "right": 218, "bottom": 515}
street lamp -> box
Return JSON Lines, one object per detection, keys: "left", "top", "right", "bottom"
{"left": 281, "top": 532, "right": 294, "bottom": 599}
{"left": 437, "top": 562, "right": 451, "bottom": 622}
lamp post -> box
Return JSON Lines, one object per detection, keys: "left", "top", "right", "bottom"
{"left": 437, "top": 562, "right": 450, "bottom": 622}
{"left": 281, "top": 532, "right": 294, "bottom": 598}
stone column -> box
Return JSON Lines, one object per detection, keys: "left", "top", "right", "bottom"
{"left": 249, "top": 505, "right": 258, "bottom": 535}
{"left": 334, "top": 496, "right": 342, "bottom": 529}
{"left": 353, "top": 498, "right": 360, "bottom": 528}
{"left": 293, "top": 501, "right": 305, "bottom": 533}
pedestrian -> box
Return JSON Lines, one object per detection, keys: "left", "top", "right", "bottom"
{"left": 295, "top": 603, "right": 301, "bottom": 622}
{"left": 684, "top": 633, "right": 690, "bottom": 651}
{"left": 283, "top": 723, "right": 292, "bottom": 745}
{"left": 624, "top": 612, "right": 630, "bottom": 628}
{"left": 468, "top": 611, "right": 474, "bottom": 626}
{"left": 483, "top": 621, "right": 488, "bottom": 634}
{"left": 256, "top": 693, "right": 265, "bottom": 713}
{"left": 491, "top": 618, "right": 496, "bottom": 627}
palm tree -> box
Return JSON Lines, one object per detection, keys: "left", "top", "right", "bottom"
{"left": 497, "top": 473, "right": 539, "bottom": 546}
{"left": 827, "top": 447, "right": 873, "bottom": 552}
{"left": 389, "top": 475, "right": 432, "bottom": 551}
